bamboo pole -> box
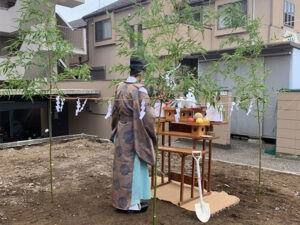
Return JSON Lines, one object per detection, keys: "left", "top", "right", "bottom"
{"left": 152, "top": 100, "right": 163, "bottom": 225}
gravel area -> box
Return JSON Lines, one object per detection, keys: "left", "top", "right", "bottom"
{"left": 171, "top": 138, "right": 300, "bottom": 175}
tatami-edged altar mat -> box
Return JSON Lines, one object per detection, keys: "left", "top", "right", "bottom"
{"left": 151, "top": 178, "right": 240, "bottom": 215}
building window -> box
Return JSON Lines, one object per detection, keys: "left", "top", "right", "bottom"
{"left": 193, "top": 12, "right": 202, "bottom": 22}
{"left": 129, "top": 24, "right": 143, "bottom": 48}
{"left": 95, "top": 19, "right": 112, "bottom": 42}
{"left": 130, "top": 25, "right": 135, "bottom": 48}
{"left": 179, "top": 6, "right": 202, "bottom": 25}
{"left": 218, "top": 0, "right": 247, "bottom": 30}
{"left": 90, "top": 67, "right": 106, "bottom": 80}
{"left": 284, "top": 0, "right": 295, "bottom": 28}
{"left": 137, "top": 24, "right": 143, "bottom": 46}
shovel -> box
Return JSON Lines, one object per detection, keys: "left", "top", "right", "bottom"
{"left": 192, "top": 151, "right": 210, "bottom": 223}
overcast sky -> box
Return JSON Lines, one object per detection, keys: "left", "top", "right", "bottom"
{"left": 56, "top": 0, "right": 118, "bottom": 22}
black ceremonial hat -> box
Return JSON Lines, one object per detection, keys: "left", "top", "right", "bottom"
{"left": 130, "top": 56, "right": 146, "bottom": 76}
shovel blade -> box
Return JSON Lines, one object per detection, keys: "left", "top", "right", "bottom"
{"left": 195, "top": 201, "right": 210, "bottom": 223}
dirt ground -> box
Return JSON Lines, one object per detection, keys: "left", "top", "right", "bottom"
{"left": 0, "top": 139, "right": 299, "bottom": 225}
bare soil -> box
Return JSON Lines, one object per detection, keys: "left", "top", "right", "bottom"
{"left": 0, "top": 139, "right": 299, "bottom": 225}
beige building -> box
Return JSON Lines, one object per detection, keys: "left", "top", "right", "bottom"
{"left": 57, "top": 0, "right": 300, "bottom": 142}
{"left": 0, "top": 0, "right": 90, "bottom": 143}
{"left": 2, "top": 0, "right": 299, "bottom": 145}
{"left": 77, "top": 0, "right": 300, "bottom": 78}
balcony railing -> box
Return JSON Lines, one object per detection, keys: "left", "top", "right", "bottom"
{"left": 59, "top": 26, "right": 86, "bottom": 55}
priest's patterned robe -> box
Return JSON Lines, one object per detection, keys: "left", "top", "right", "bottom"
{"left": 111, "top": 78, "right": 156, "bottom": 210}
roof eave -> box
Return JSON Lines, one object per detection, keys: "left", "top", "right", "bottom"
{"left": 82, "top": 0, "right": 149, "bottom": 20}
{"left": 190, "top": 41, "right": 298, "bottom": 60}
{"left": 0, "top": 89, "right": 100, "bottom": 96}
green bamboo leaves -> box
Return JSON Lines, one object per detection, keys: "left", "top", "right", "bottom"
{"left": 111, "top": 1, "right": 221, "bottom": 224}
{"left": 218, "top": 5, "right": 270, "bottom": 201}
{"left": 0, "top": 0, "right": 90, "bottom": 202}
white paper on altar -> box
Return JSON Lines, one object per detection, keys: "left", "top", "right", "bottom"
{"left": 154, "top": 101, "right": 165, "bottom": 118}
{"left": 206, "top": 104, "right": 223, "bottom": 122}
{"left": 185, "top": 88, "right": 197, "bottom": 108}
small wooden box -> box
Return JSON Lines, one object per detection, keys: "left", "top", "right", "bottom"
{"left": 164, "top": 107, "right": 176, "bottom": 122}
{"left": 194, "top": 108, "right": 207, "bottom": 118}
{"left": 189, "top": 122, "right": 210, "bottom": 137}
{"left": 164, "top": 107, "right": 207, "bottom": 122}
{"left": 192, "top": 126, "right": 206, "bottom": 136}
{"left": 179, "top": 108, "right": 194, "bottom": 122}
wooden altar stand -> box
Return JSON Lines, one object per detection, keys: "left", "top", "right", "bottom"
{"left": 152, "top": 119, "right": 224, "bottom": 206}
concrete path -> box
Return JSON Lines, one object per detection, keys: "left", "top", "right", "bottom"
{"left": 171, "top": 138, "right": 300, "bottom": 175}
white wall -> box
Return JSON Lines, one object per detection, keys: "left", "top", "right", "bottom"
{"left": 199, "top": 54, "right": 292, "bottom": 139}
{"left": 264, "top": 55, "right": 291, "bottom": 138}
{"left": 290, "top": 48, "right": 300, "bottom": 89}
{"left": 198, "top": 59, "right": 260, "bottom": 138}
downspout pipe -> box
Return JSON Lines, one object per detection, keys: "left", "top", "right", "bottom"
{"left": 252, "top": 0, "right": 255, "bottom": 19}
{"left": 268, "top": 0, "right": 273, "bottom": 43}
{"left": 251, "top": 0, "right": 256, "bottom": 45}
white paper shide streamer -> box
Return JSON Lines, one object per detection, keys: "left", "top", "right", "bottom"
{"left": 165, "top": 64, "right": 181, "bottom": 89}
{"left": 75, "top": 98, "right": 87, "bottom": 116}
{"left": 154, "top": 100, "right": 165, "bottom": 117}
{"left": 139, "top": 99, "right": 146, "bottom": 120}
{"left": 105, "top": 100, "right": 112, "bottom": 120}
{"left": 247, "top": 99, "right": 255, "bottom": 116}
{"left": 231, "top": 98, "right": 253, "bottom": 117}
{"left": 56, "top": 96, "right": 65, "bottom": 112}
{"left": 174, "top": 98, "right": 183, "bottom": 123}
{"left": 230, "top": 100, "right": 241, "bottom": 116}
{"left": 75, "top": 99, "right": 80, "bottom": 116}
{"left": 60, "top": 99, "right": 65, "bottom": 112}
{"left": 230, "top": 102, "right": 236, "bottom": 116}
{"left": 175, "top": 107, "right": 181, "bottom": 123}
{"left": 235, "top": 99, "right": 240, "bottom": 110}
{"left": 56, "top": 96, "right": 60, "bottom": 112}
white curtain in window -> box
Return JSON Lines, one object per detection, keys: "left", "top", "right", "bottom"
{"left": 284, "top": 1, "right": 295, "bottom": 27}
{"left": 284, "top": 0, "right": 287, "bottom": 13}
{"left": 291, "top": 3, "right": 295, "bottom": 26}
{"left": 102, "top": 19, "right": 112, "bottom": 39}
{"left": 218, "top": 0, "right": 247, "bottom": 29}
{"left": 218, "top": 10, "right": 227, "bottom": 29}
